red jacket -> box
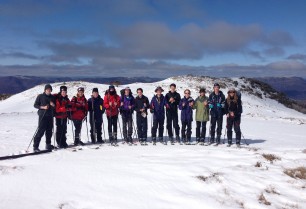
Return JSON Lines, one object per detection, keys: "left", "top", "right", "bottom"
{"left": 71, "top": 95, "right": 88, "bottom": 121}
{"left": 53, "top": 93, "right": 71, "bottom": 119}
{"left": 103, "top": 93, "right": 120, "bottom": 117}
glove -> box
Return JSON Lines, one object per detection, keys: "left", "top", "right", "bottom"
{"left": 209, "top": 104, "right": 214, "bottom": 109}
{"left": 217, "top": 103, "right": 221, "bottom": 108}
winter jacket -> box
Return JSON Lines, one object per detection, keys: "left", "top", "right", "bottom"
{"left": 193, "top": 96, "right": 209, "bottom": 122}
{"left": 165, "top": 91, "right": 181, "bottom": 113}
{"left": 54, "top": 93, "right": 71, "bottom": 119}
{"left": 208, "top": 91, "right": 225, "bottom": 118}
{"left": 134, "top": 95, "right": 150, "bottom": 116}
{"left": 88, "top": 95, "right": 105, "bottom": 123}
{"left": 103, "top": 92, "right": 121, "bottom": 117}
{"left": 179, "top": 96, "right": 195, "bottom": 122}
{"left": 150, "top": 94, "right": 168, "bottom": 121}
{"left": 34, "top": 93, "right": 55, "bottom": 117}
{"left": 224, "top": 97, "right": 242, "bottom": 119}
{"left": 70, "top": 95, "right": 88, "bottom": 121}
{"left": 120, "top": 95, "right": 135, "bottom": 117}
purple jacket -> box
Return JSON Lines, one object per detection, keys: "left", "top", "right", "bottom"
{"left": 120, "top": 95, "right": 135, "bottom": 116}
{"left": 179, "top": 97, "right": 194, "bottom": 122}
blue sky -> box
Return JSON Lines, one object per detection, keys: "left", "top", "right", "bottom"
{"left": 0, "top": 0, "right": 306, "bottom": 78}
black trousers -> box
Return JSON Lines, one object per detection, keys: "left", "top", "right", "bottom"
{"left": 90, "top": 120, "right": 103, "bottom": 142}
{"left": 151, "top": 118, "right": 164, "bottom": 138}
{"left": 196, "top": 121, "right": 207, "bottom": 141}
{"left": 181, "top": 120, "right": 192, "bottom": 141}
{"left": 33, "top": 115, "right": 53, "bottom": 148}
{"left": 56, "top": 118, "right": 67, "bottom": 146}
{"left": 107, "top": 115, "right": 118, "bottom": 138}
{"left": 226, "top": 117, "right": 241, "bottom": 144}
{"left": 73, "top": 120, "right": 83, "bottom": 143}
{"left": 136, "top": 114, "right": 147, "bottom": 140}
{"left": 122, "top": 114, "right": 133, "bottom": 141}
{"left": 166, "top": 111, "right": 180, "bottom": 137}
{"left": 210, "top": 116, "right": 223, "bottom": 143}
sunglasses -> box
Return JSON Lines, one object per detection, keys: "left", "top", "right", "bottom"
{"left": 229, "top": 91, "right": 235, "bottom": 94}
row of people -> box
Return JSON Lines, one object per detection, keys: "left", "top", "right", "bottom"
{"left": 32, "top": 83, "right": 242, "bottom": 151}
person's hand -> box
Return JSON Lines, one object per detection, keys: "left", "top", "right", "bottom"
{"left": 109, "top": 102, "right": 112, "bottom": 106}
{"left": 169, "top": 97, "right": 175, "bottom": 103}
{"left": 182, "top": 102, "right": 185, "bottom": 107}
{"left": 128, "top": 105, "right": 132, "bottom": 109}
{"left": 189, "top": 102, "right": 194, "bottom": 107}
{"left": 121, "top": 102, "right": 124, "bottom": 106}
{"left": 140, "top": 108, "right": 144, "bottom": 112}
{"left": 50, "top": 101, "right": 55, "bottom": 107}
{"left": 203, "top": 101, "right": 208, "bottom": 106}
{"left": 230, "top": 112, "right": 235, "bottom": 117}
{"left": 114, "top": 102, "right": 117, "bottom": 106}
{"left": 41, "top": 105, "right": 49, "bottom": 110}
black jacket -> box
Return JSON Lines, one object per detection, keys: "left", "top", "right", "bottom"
{"left": 34, "top": 93, "right": 55, "bottom": 117}
{"left": 224, "top": 97, "right": 242, "bottom": 119}
{"left": 134, "top": 95, "right": 150, "bottom": 116}
{"left": 88, "top": 95, "right": 105, "bottom": 122}
{"left": 208, "top": 91, "right": 226, "bottom": 118}
{"left": 165, "top": 91, "right": 181, "bottom": 113}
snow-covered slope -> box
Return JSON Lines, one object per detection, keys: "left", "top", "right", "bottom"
{"left": 0, "top": 76, "right": 305, "bottom": 209}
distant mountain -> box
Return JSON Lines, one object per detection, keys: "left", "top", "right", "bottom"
{"left": 0, "top": 76, "right": 161, "bottom": 94}
{"left": 256, "top": 77, "right": 306, "bottom": 101}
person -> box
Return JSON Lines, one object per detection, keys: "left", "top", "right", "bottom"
{"left": 193, "top": 88, "right": 209, "bottom": 145}
{"left": 120, "top": 87, "right": 135, "bottom": 145}
{"left": 150, "top": 86, "right": 168, "bottom": 145}
{"left": 88, "top": 88, "right": 105, "bottom": 144}
{"left": 33, "top": 84, "right": 55, "bottom": 152}
{"left": 208, "top": 83, "right": 225, "bottom": 145}
{"left": 54, "top": 85, "right": 71, "bottom": 148}
{"left": 179, "top": 89, "right": 194, "bottom": 145}
{"left": 134, "top": 88, "right": 150, "bottom": 145}
{"left": 165, "top": 83, "right": 181, "bottom": 144}
{"left": 70, "top": 87, "right": 88, "bottom": 146}
{"left": 224, "top": 88, "right": 242, "bottom": 147}
{"left": 104, "top": 85, "right": 121, "bottom": 145}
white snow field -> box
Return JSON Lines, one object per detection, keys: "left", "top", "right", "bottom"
{"left": 0, "top": 76, "right": 305, "bottom": 209}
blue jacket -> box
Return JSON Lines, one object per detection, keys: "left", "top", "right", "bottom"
{"left": 88, "top": 95, "right": 105, "bottom": 122}
{"left": 150, "top": 94, "right": 168, "bottom": 121}
{"left": 179, "top": 97, "right": 194, "bottom": 122}
{"left": 208, "top": 91, "right": 225, "bottom": 118}
{"left": 120, "top": 95, "right": 135, "bottom": 117}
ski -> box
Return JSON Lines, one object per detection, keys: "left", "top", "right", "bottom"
{"left": 0, "top": 149, "right": 52, "bottom": 161}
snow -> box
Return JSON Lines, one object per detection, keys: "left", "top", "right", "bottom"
{"left": 0, "top": 76, "right": 305, "bottom": 209}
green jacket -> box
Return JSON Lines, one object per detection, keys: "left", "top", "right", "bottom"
{"left": 193, "top": 96, "right": 209, "bottom": 122}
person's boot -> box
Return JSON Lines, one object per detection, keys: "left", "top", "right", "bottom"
{"left": 158, "top": 137, "right": 163, "bottom": 143}
{"left": 33, "top": 147, "right": 40, "bottom": 152}
{"left": 175, "top": 136, "right": 180, "bottom": 144}
{"left": 46, "top": 144, "right": 54, "bottom": 150}
{"left": 152, "top": 137, "right": 156, "bottom": 145}
{"left": 227, "top": 131, "right": 233, "bottom": 147}
{"left": 113, "top": 132, "right": 118, "bottom": 145}
{"left": 236, "top": 131, "right": 241, "bottom": 147}
{"left": 216, "top": 135, "right": 221, "bottom": 145}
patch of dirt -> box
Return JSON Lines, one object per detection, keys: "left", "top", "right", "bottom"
{"left": 196, "top": 172, "right": 222, "bottom": 183}
{"left": 258, "top": 193, "right": 271, "bottom": 205}
{"left": 262, "top": 153, "right": 281, "bottom": 163}
{"left": 284, "top": 167, "right": 306, "bottom": 180}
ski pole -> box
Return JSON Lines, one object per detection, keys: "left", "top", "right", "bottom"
{"left": 85, "top": 117, "right": 90, "bottom": 143}
{"left": 241, "top": 131, "right": 249, "bottom": 145}
{"left": 26, "top": 109, "right": 47, "bottom": 152}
